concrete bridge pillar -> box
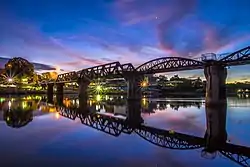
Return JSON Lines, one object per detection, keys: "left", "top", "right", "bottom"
{"left": 47, "top": 83, "right": 54, "bottom": 104}
{"left": 78, "top": 79, "right": 90, "bottom": 99}
{"left": 204, "top": 62, "right": 227, "bottom": 106}
{"left": 203, "top": 104, "right": 227, "bottom": 153}
{"left": 56, "top": 83, "right": 64, "bottom": 95}
{"left": 126, "top": 100, "right": 144, "bottom": 128}
{"left": 78, "top": 96, "right": 89, "bottom": 114}
{"left": 124, "top": 72, "right": 143, "bottom": 100}
{"left": 56, "top": 94, "right": 64, "bottom": 106}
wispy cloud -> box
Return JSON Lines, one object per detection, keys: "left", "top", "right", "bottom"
{"left": 0, "top": 13, "right": 107, "bottom": 68}
{"left": 112, "top": 0, "right": 250, "bottom": 57}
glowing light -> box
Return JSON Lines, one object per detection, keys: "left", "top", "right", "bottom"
{"left": 8, "top": 101, "right": 11, "bottom": 108}
{"left": 7, "top": 78, "right": 13, "bottom": 82}
{"left": 96, "top": 94, "right": 101, "bottom": 102}
{"left": 22, "top": 78, "right": 28, "bottom": 82}
{"left": 96, "top": 105, "right": 100, "bottom": 110}
{"left": 157, "top": 104, "right": 160, "bottom": 108}
{"left": 120, "top": 95, "right": 123, "bottom": 99}
{"left": 246, "top": 94, "right": 249, "bottom": 98}
{"left": 89, "top": 100, "right": 93, "bottom": 106}
{"left": 0, "top": 98, "right": 5, "bottom": 103}
{"left": 142, "top": 98, "right": 147, "bottom": 106}
{"left": 96, "top": 85, "right": 102, "bottom": 91}
{"left": 169, "top": 130, "right": 175, "bottom": 134}
{"left": 141, "top": 81, "right": 148, "bottom": 87}
{"left": 55, "top": 112, "right": 60, "bottom": 119}
{"left": 22, "top": 102, "right": 27, "bottom": 109}
{"left": 55, "top": 66, "right": 61, "bottom": 73}
{"left": 105, "top": 95, "right": 109, "bottom": 101}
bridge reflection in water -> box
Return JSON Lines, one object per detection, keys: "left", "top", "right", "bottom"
{"left": 54, "top": 97, "right": 250, "bottom": 167}
{"left": 1, "top": 96, "right": 249, "bottom": 167}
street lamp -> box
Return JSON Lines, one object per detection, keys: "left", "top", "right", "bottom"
{"left": 7, "top": 78, "right": 13, "bottom": 83}
{"left": 96, "top": 85, "right": 101, "bottom": 91}
{"left": 141, "top": 81, "right": 148, "bottom": 87}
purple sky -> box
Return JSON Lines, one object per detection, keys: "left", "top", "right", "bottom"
{"left": 0, "top": 0, "right": 250, "bottom": 82}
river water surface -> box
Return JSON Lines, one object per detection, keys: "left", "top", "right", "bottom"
{"left": 0, "top": 95, "right": 249, "bottom": 167}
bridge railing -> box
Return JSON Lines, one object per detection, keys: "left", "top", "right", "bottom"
{"left": 193, "top": 52, "right": 232, "bottom": 62}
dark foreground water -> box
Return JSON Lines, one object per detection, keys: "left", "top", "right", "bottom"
{"left": 0, "top": 95, "right": 250, "bottom": 167}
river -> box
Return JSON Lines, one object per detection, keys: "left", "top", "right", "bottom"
{"left": 0, "top": 95, "right": 249, "bottom": 167}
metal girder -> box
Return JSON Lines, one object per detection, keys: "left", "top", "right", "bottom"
{"left": 135, "top": 125, "right": 204, "bottom": 150}
{"left": 121, "top": 63, "right": 135, "bottom": 72}
{"left": 219, "top": 46, "right": 250, "bottom": 65}
{"left": 79, "top": 61, "right": 125, "bottom": 81}
{"left": 57, "top": 106, "right": 250, "bottom": 166}
{"left": 136, "top": 57, "right": 204, "bottom": 74}
{"left": 220, "top": 151, "right": 250, "bottom": 167}
{"left": 56, "top": 71, "right": 78, "bottom": 83}
{"left": 79, "top": 113, "right": 124, "bottom": 136}
{"left": 57, "top": 106, "right": 77, "bottom": 120}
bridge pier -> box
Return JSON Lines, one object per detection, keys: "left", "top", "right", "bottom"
{"left": 47, "top": 83, "right": 54, "bottom": 104}
{"left": 78, "top": 96, "right": 89, "bottom": 114}
{"left": 78, "top": 79, "right": 90, "bottom": 99}
{"left": 56, "top": 83, "right": 64, "bottom": 95}
{"left": 126, "top": 100, "right": 143, "bottom": 127}
{"left": 204, "top": 62, "right": 227, "bottom": 106}
{"left": 125, "top": 72, "right": 143, "bottom": 100}
{"left": 56, "top": 94, "right": 64, "bottom": 106}
{"left": 203, "top": 104, "right": 227, "bottom": 153}
{"left": 55, "top": 83, "right": 64, "bottom": 106}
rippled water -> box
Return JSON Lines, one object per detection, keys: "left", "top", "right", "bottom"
{"left": 0, "top": 95, "right": 250, "bottom": 167}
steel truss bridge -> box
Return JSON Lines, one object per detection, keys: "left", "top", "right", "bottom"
{"left": 39, "top": 46, "right": 250, "bottom": 84}
{"left": 57, "top": 105, "right": 250, "bottom": 167}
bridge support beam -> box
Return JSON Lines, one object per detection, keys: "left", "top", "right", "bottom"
{"left": 47, "top": 83, "right": 54, "bottom": 103}
{"left": 78, "top": 79, "right": 90, "bottom": 99}
{"left": 56, "top": 83, "right": 64, "bottom": 95}
{"left": 56, "top": 94, "right": 64, "bottom": 106}
{"left": 78, "top": 96, "right": 89, "bottom": 114}
{"left": 203, "top": 104, "right": 227, "bottom": 153}
{"left": 126, "top": 100, "right": 143, "bottom": 127}
{"left": 125, "top": 72, "right": 143, "bottom": 100}
{"left": 204, "top": 62, "right": 227, "bottom": 106}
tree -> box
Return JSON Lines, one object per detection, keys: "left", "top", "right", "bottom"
{"left": 4, "top": 57, "right": 34, "bottom": 82}
{"left": 193, "top": 77, "right": 203, "bottom": 89}
{"left": 157, "top": 75, "right": 168, "bottom": 86}
{"left": 170, "top": 75, "right": 180, "bottom": 81}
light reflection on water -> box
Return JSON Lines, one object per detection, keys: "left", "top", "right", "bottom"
{"left": 0, "top": 95, "right": 250, "bottom": 167}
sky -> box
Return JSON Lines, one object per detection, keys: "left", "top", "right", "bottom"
{"left": 0, "top": 0, "right": 250, "bottom": 82}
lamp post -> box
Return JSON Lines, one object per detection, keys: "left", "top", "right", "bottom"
{"left": 7, "top": 78, "right": 13, "bottom": 83}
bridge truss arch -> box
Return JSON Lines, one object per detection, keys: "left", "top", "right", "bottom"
{"left": 56, "top": 71, "right": 78, "bottom": 83}
{"left": 136, "top": 57, "right": 204, "bottom": 74}
{"left": 219, "top": 46, "right": 250, "bottom": 66}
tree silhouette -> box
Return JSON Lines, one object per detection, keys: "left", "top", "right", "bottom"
{"left": 4, "top": 57, "right": 34, "bottom": 82}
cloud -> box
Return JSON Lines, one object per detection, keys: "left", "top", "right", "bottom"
{"left": 101, "top": 58, "right": 117, "bottom": 62}
{"left": 112, "top": 0, "right": 250, "bottom": 57}
{"left": 65, "top": 33, "right": 165, "bottom": 66}
{"left": 0, "top": 13, "right": 107, "bottom": 68}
